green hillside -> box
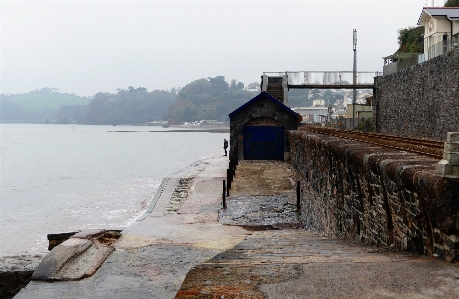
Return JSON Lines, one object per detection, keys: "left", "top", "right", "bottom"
{"left": 164, "top": 76, "right": 254, "bottom": 123}
{"left": 86, "top": 87, "right": 175, "bottom": 125}
{"left": 9, "top": 94, "right": 91, "bottom": 113}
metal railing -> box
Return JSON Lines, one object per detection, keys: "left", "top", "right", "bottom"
{"left": 263, "top": 71, "right": 381, "bottom": 85}
{"left": 424, "top": 35, "right": 459, "bottom": 61}
{"left": 384, "top": 35, "right": 459, "bottom": 75}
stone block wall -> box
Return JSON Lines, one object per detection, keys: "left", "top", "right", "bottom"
{"left": 288, "top": 130, "right": 459, "bottom": 260}
{"left": 375, "top": 48, "right": 459, "bottom": 140}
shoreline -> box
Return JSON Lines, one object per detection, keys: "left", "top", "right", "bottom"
{"left": 0, "top": 155, "right": 218, "bottom": 258}
{"left": 0, "top": 155, "right": 223, "bottom": 298}
{"left": 14, "top": 155, "right": 244, "bottom": 298}
{"left": 124, "top": 157, "right": 213, "bottom": 231}
{"left": 108, "top": 128, "right": 229, "bottom": 133}
{"left": 0, "top": 156, "right": 218, "bottom": 259}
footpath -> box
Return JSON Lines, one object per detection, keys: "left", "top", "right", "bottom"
{"left": 15, "top": 156, "right": 249, "bottom": 298}
{"left": 15, "top": 158, "right": 459, "bottom": 298}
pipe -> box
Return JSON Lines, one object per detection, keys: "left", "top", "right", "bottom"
{"left": 445, "top": 16, "right": 452, "bottom": 40}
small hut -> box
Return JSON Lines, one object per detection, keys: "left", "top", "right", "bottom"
{"left": 228, "top": 91, "right": 299, "bottom": 161}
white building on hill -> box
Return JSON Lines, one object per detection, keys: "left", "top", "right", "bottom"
{"left": 418, "top": 7, "right": 459, "bottom": 53}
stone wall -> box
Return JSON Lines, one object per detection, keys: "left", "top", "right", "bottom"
{"left": 288, "top": 130, "right": 459, "bottom": 261}
{"left": 375, "top": 48, "right": 459, "bottom": 140}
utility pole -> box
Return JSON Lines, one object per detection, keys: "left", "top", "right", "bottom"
{"left": 353, "top": 29, "right": 357, "bottom": 129}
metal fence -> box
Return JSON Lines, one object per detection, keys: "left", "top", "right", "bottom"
{"left": 422, "top": 35, "right": 459, "bottom": 62}
{"left": 384, "top": 35, "right": 459, "bottom": 75}
{"left": 328, "top": 116, "right": 374, "bottom": 131}
{"left": 263, "top": 71, "right": 381, "bottom": 85}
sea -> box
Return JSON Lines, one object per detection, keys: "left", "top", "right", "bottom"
{"left": 0, "top": 123, "right": 228, "bottom": 256}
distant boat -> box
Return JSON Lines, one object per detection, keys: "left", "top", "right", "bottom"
{"left": 113, "top": 124, "right": 117, "bottom": 126}
{"left": 161, "top": 123, "right": 169, "bottom": 128}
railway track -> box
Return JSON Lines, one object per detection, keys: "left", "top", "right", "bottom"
{"left": 299, "top": 126, "right": 444, "bottom": 159}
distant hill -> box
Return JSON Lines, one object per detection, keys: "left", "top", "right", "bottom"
{"left": 7, "top": 93, "right": 91, "bottom": 113}
{"left": 164, "top": 76, "right": 256, "bottom": 124}
{"left": 0, "top": 93, "right": 91, "bottom": 123}
{"left": 85, "top": 87, "right": 175, "bottom": 125}
{"left": 1, "top": 78, "right": 263, "bottom": 125}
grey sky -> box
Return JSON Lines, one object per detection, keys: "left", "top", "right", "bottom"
{"left": 1, "top": 0, "right": 430, "bottom": 97}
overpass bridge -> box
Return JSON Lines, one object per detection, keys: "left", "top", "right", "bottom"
{"left": 261, "top": 71, "right": 381, "bottom": 104}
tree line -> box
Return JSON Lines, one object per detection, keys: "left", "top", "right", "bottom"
{"left": 0, "top": 77, "right": 261, "bottom": 125}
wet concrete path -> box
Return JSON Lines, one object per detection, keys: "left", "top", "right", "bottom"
{"left": 15, "top": 160, "right": 459, "bottom": 298}
{"left": 177, "top": 229, "right": 459, "bottom": 298}
{"left": 15, "top": 156, "right": 249, "bottom": 299}
{"left": 177, "top": 161, "right": 459, "bottom": 299}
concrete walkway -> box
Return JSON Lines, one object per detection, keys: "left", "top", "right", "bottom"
{"left": 15, "top": 159, "right": 459, "bottom": 298}
{"left": 177, "top": 229, "right": 459, "bottom": 298}
{"left": 15, "top": 156, "right": 249, "bottom": 299}
{"left": 177, "top": 161, "right": 459, "bottom": 299}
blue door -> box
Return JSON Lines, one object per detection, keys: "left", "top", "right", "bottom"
{"left": 243, "top": 126, "right": 284, "bottom": 160}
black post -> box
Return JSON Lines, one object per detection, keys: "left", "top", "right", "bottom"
{"left": 297, "top": 181, "right": 301, "bottom": 211}
{"left": 227, "top": 169, "right": 231, "bottom": 190}
{"left": 235, "top": 147, "right": 238, "bottom": 167}
{"left": 223, "top": 180, "right": 226, "bottom": 209}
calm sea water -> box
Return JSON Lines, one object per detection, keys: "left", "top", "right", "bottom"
{"left": 0, "top": 124, "right": 228, "bottom": 256}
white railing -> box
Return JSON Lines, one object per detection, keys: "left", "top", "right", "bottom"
{"left": 263, "top": 71, "right": 381, "bottom": 85}
{"left": 384, "top": 35, "right": 459, "bottom": 75}
{"left": 426, "top": 35, "right": 459, "bottom": 60}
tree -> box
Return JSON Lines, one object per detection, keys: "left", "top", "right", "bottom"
{"left": 165, "top": 77, "right": 253, "bottom": 123}
{"left": 323, "top": 90, "right": 333, "bottom": 102}
{"left": 87, "top": 87, "right": 175, "bottom": 125}
{"left": 310, "top": 89, "right": 321, "bottom": 100}
{"left": 229, "top": 80, "right": 244, "bottom": 91}
{"left": 445, "top": 0, "right": 459, "bottom": 7}
{"left": 247, "top": 82, "right": 260, "bottom": 90}
{"left": 208, "top": 76, "right": 229, "bottom": 94}
{"left": 230, "top": 79, "right": 237, "bottom": 90}
{"left": 395, "top": 26, "right": 424, "bottom": 53}
{"left": 39, "top": 87, "right": 53, "bottom": 94}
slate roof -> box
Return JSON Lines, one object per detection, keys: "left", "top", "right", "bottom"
{"left": 418, "top": 7, "right": 459, "bottom": 25}
{"left": 228, "top": 91, "right": 299, "bottom": 119}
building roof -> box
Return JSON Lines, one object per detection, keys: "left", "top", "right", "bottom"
{"left": 228, "top": 91, "right": 299, "bottom": 119}
{"left": 418, "top": 7, "right": 459, "bottom": 25}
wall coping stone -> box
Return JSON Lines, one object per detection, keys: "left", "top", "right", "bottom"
{"left": 436, "top": 132, "right": 459, "bottom": 178}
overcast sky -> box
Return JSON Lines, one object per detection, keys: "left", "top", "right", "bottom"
{"left": 1, "top": 0, "right": 435, "bottom": 96}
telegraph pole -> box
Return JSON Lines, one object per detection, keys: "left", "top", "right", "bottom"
{"left": 352, "top": 29, "right": 357, "bottom": 128}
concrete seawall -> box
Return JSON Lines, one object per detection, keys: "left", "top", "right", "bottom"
{"left": 288, "top": 130, "right": 459, "bottom": 261}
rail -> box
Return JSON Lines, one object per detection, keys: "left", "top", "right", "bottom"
{"left": 299, "top": 126, "right": 443, "bottom": 159}
{"left": 263, "top": 71, "right": 381, "bottom": 86}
